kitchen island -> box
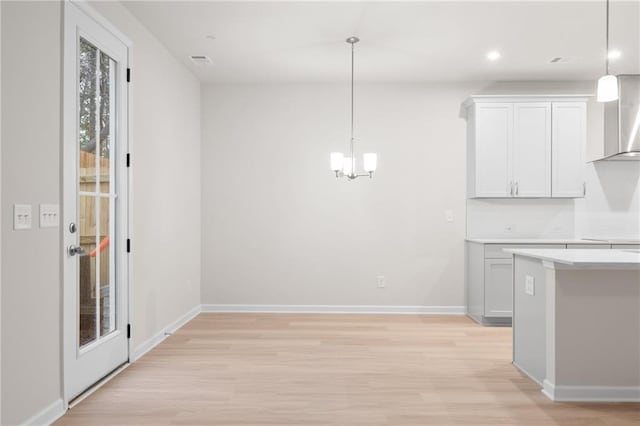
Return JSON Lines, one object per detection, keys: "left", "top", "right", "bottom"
{"left": 506, "top": 248, "right": 640, "bottom": 402}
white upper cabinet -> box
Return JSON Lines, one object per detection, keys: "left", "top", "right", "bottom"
{"left": 552, "top": 102, "right": 586, "bottom": 197}
{"left": 466, "top": 97, "right": 587, "bottom": 199}
{"left": 472, "top": 103, "right": 513, "bottom": 197}
{"left": 513, "top": 103, "right": 552, "bottom": 197}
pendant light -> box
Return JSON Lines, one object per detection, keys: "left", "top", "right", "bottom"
{"left": 597, "top": 0, "right": 619, "bottom": 102}
{"left": 330, "top": 36, "right": 377, "bottom": 180}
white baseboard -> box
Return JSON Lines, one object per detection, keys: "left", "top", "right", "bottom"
{"left": 201, "top": 304, "right": 465, "bottom": 315}
{"left": 512, "top": 362, "right": 543, "bottom": 386}
{"left": 23, "top": 398, "right": 65, "bottom": 426}
{"left": 130, "top": 305, "right": 201, "bottom": 362}
{"left": 543, "top": 380, "right": 640, "bottom": 402}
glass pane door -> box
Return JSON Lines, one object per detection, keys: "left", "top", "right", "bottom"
{"left": 78, "top": 37, "right": 117, "bottom": 349}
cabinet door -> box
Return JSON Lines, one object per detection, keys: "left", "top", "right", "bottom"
{"left": 512, "top": 103, "right": 552, "bottom": 197}
{"left": 484, "top": 259, "right": 513, "bottom": 317}
{"left": 474, "top": 103, "right": 513, "bottom": 197}
{"left": 552, "top": 102, "right": 586, "bottom": 198}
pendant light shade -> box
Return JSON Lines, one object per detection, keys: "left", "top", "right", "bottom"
{"left": 330, "top": 152, "right": 344, "bottom": 172}
{"left": 363, "top": 153, "right": 377, "bottom": 172}
{"left": 597, "top": 0, "right": 619, "bottom": 103}
{"left": 597, "top": 74, "right": 619, "bottom": 102}
{"left": 342, "top": 157, "right": 355, "bottom": 176}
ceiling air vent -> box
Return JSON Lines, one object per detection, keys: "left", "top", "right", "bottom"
{"left": 189, "top": 55, "right": 212, "bottom": 65}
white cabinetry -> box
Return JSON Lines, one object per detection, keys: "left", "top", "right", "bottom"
{"left": 513, "top": 102, "right": 552, "bottom": 197}
{"left": 552, "top": 102, "right": 587, "bottom": 197}
{"left": 472, "top": 103, "right": 512, "bottom": 197}
{"left": 466, "top": 97, "right": 587, "bottom": 199}
{"left": 466, "top": 241, "right": 565, "bottom": 326}
{"left": 484, "top": 259, "right": 513, "bottom": 317}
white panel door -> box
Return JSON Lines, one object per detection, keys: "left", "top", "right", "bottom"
{"left": 552, "top": 102, "right": 586, "bottom": 198}
{"left": 474, "top": 103, "right": 513, "bottom": 197}
{"left": 512, "top": 102, "right": 551, "bottom": 197}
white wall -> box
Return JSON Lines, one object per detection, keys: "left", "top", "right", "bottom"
{"left": 1, "top": 2, "right": 63, "bottom": 424}
{"left": 90, "top": 0, "right": 202, "bottom": 356}
{"left": 201, "top": 82, "right": 479, "bottom": 308}
{"left": 1, "top": 1, "right": 201, "bottom": 423}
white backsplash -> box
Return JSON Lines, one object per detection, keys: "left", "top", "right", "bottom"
{"left": 466, "top": 198, "right": 576, "bottom": 239}
{"left": 575, "top": 161, "right": 640, "bottom": 240}
{"left": 466, "top": 162, "right": 640, "bottom": 241}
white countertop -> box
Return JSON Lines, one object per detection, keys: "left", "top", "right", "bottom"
{"left": 465, "top": 238, "right": 640, "bottom": 245}
{"left": 504, "top": 248, "right": 640, "bottom": 266}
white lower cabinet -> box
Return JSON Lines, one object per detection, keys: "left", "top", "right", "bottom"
{"left": 466, "top": 242, "right": 565, "bottom": 326}
{"left": 484, "top": 259, "right": 513, "bottom": 317}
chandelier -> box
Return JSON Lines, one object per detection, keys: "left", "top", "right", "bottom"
{"left": 330, "top": 36, "right": 377, "bottom": 180}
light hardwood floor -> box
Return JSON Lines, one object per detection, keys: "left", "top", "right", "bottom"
{"left": 56, "top": 314, "right": 640, "bottom": 425}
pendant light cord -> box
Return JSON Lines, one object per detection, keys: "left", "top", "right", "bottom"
{"left": 605, "top": 0, "right": 610, "bottom": 74}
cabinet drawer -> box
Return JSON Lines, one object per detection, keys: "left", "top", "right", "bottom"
{"left": 566, "top": 244, "right": 611, "bottom": 249}
{"left": 612, "top": 244, "right": 640, "bottom": 250}
{"left": 485, "top": 244, "right": 565, "bottom": 259}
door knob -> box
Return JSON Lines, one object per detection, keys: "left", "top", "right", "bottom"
{"left": 68, "top": 245, "right": 86, "bottom": 257}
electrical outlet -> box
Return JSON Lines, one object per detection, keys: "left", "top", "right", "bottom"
{"left": 445, "top": 210, "right": 454, "bottom": 223}
{"left": 525, "top": 275, "right": 535, "bottom": 296}
{"left": 377, "top": 275, "right": 386, "bottom": 288}
{"left": 14, "top": 204, "right": 32, "bottom": 230}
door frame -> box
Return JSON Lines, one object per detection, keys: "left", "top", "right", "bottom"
{"left": 62, "top": 0, "right": 133, "bottom": 406}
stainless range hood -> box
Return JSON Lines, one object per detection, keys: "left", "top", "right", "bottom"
{"left": 598, "top": 74, "right": 640, "bottom": 161}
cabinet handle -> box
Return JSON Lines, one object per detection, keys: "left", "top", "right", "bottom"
{"left": 515, "top": 181, "right": 519, "bottom": 196}
{"left": 583, "top": 182, "right": 586, "bottom": 197}
{"left": 509, "top": 181, "right": 514, "bottom": 197}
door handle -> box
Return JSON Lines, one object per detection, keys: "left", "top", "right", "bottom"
{"left": 68, "top": 245, "right": 86, "bottom": 257}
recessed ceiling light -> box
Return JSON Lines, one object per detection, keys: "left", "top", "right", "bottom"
{"left": 607, "top": 50, "right": 622, "bottom": 60}
{"left": 486, "top": 50, "right": 501, "bottom": 61}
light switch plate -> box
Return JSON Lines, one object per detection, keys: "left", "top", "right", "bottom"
{"left": 14, "top": 204, "right": 32, "bottom": 230}
{"left": 445, "top": 210, "right": 454, "bottom": 222}
{"left": 525, "top": 275, "right": 535, "bottom": 296}
{"left": 39, "top": 204, "right": 59, "bottom": 228}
